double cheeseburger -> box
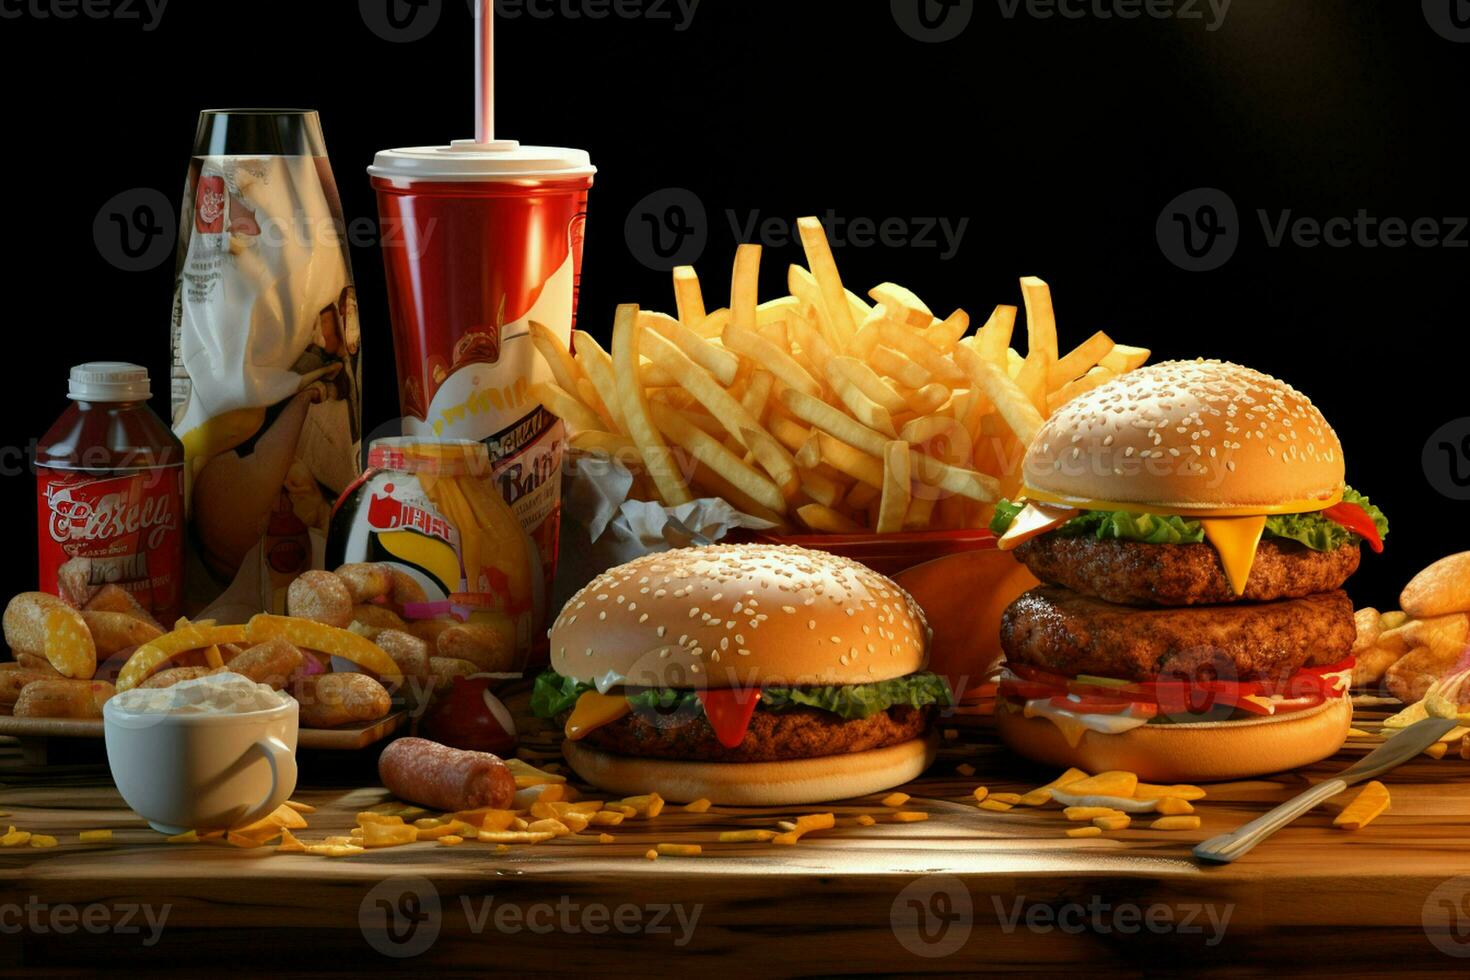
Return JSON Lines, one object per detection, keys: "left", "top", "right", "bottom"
{"left": 991, "top": 360, "right": 1387, "bottom": 781}
{"left": 533, "top": 545, "right": 949, "bottom": 804}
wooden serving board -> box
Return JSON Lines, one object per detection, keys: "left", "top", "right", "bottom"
{"left": 0, "top": 710, "right": 407, "bottom": 751}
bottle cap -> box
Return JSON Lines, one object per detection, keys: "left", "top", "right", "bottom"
{"left": 68, "top": 362, "right": 152, "bottom": 402}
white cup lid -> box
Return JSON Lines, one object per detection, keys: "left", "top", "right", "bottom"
{"left": 69, "top": 362, "right": 151, "bottom": 402}
{"left": 368, "top": 140, "right": 596, "bottom": 183}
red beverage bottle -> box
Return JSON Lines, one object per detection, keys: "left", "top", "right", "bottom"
{"left": 35, "top": 363, "right": 186, "bottom": 621}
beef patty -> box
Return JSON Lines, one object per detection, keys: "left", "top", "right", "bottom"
{"left": 1000, "top": 586, "right": 1355, "bottom": 687}
{"left": 570, "top": 705, "right": 931, "bottom": 763}
{"left": 1014, "top": 535, "right": 1360, "bottom": 606}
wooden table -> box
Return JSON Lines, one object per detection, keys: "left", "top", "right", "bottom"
{"left": 3, "top": 703, "right": 1470, "bottom": 976}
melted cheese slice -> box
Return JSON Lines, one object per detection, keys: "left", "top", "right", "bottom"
{"left": 1199, "top": 515, "right": 1268, "bottom": 597}
{"left": 997, "top": 501, "right": 1079, "bottom": 551}
{"left": 565, "top": 692, "right": 631, "bottom": 741}
{"left": 1022, "top": 485, "right": 1342, "bottom": 518}
{"left": 1022, "top": 699, "right": 1153, "bottom": 747}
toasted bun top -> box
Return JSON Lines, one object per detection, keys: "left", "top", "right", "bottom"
{"left": 550, "top": 545, "right": 929, "bottom": 689}
{"left": 1024, "top": 360, "right": 1345, "bottom": 511}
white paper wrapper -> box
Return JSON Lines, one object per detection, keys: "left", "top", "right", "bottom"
{"left": 553, "top": 451, "right": 778, "bottom": 611}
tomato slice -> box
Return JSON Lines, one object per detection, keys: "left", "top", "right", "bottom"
{"left": 1047, "top": 695, "right": 1134, "bottom": 715}
{"left": 697, "top": 688, "right": 762, "bottom": 749}
{"left": 1322, "top": 502, "right": 1383, "bottom": 553}
{"left": 1000, "top": 679, "right": 1062, "bottom": 701}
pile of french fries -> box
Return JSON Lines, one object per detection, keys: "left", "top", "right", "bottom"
{"left": 531, "top": 217, "right": 1149, "bottom": 534}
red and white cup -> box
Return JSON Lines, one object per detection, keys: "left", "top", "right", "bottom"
{"left": 368, "top": 140, "right": 595, "bottom": 665}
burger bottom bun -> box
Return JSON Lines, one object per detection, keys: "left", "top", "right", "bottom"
{"left": 994, "top": 694, "right": 1351, "bottom": 783}
{"left": 562, "top": 733, "right": 938, "bottom": 805}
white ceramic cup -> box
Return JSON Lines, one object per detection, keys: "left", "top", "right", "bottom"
{"left": 103, "top": 697, "right": 300, "bottom": 835}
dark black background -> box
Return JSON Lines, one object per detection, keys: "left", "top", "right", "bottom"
{"left": 2, "top": 0, "right": 1466, "bottom": 608}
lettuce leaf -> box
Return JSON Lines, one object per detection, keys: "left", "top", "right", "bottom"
{"left": 530, "top": 670, "right": 953, "bottom": 722}
{"left": 990, "top": 485, "right": 1388, "bottom": 552}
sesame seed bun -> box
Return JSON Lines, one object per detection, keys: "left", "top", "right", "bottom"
{"left": 1024, "top": 360, "right": 1345, "bottom": 511}
{"left": 562, "top": 733, "right": 938, "bottom": 805}
{"left": 549, "top": 545, "right": 930, "bottom": 690}
{"left": 994, "top": 692, "right": 1351, "bottom": 783}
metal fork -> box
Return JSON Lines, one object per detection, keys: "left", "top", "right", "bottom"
{"left": 1193, "top": 715, "right": 1459, "bottom": 864}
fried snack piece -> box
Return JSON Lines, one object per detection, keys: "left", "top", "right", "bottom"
{"left": 335, "top": 563, "right": 395, "bottom": 604}
{"left": 1386, "top": 641, "right": 1470, "bottom": 705}
{"left": 13, "top": 679, "right": 115, "bottom": 719}
{"left": 391, "top": 571, "right": 428, "bottom": 607}
{"left": 374, "top": 630, "right": 430, "bottom": 677}
{"left": 429, "top": 657, "right": 480, "bottom": 694}
{"left": 404, "top": 618, "right": 454, "bottom": 646}
{"left": 1401, "top": 552, "right": 1470, "bottom": 619}
{"left": 295, "top": 673, "right": 392, "bottom": 728}
{"left": 138, "top": 667, "right": 217, "bottom": 690}
{"left": 1353, "top": 647, "right": 1402, "bottom": 690}
{"left": 83, "top": 584, "right": 164, "bottom": 632}
{"left": 80, "top": 611, "right": 163, "bottom": 657}
{"left": 1352, "top": 607, "right": 1383, "bottom": 654}
{"left": 349, "top": 604, "right": 407, "bottom": 638}
{"left": 3, "top": 593, "right": 97, "bottom": 679}
{"left": 13, "top": 654, "right": 60, "bottom": 676}
{"left": 436, "top": 623, "right": 515, "bottom": 673}
{"left": 287, "top": 571, "right": 354, "bottom": 629}
{"left": 1, "top": 665, "right": 58, "bottom": 707}
{"left": 225, "top": 637, "right": 306, "bottom": 691}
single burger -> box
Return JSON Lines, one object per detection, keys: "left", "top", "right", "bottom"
{"left": 990, "top": 360, "right": 1387, "bottom": 781}
{"left": 533, "top": 544, "right": 949, "bottom": 804}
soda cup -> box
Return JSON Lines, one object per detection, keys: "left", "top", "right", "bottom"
{"left": 368, "top": 140, "right": 595, "bottom": 665}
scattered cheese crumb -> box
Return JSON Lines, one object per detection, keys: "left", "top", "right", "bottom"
{"left": 881, "top": 793, "right": 910, "bottom": 808}
{"left": 78, "top": 830, "right": 113, "bottom": 844}
{"left": 683, "top": 799, "right": 712, "bottom": 814}
{"left": 1067, "top": 826, "right": 1103, "bottom": 838}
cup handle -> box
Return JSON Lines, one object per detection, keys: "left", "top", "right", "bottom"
{"left": 236, "top": 736, "right": 298, "bottom": 828}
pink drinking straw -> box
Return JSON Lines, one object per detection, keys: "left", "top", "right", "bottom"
{"left": 475, "top": 0, "right": 494, "bottom": 143}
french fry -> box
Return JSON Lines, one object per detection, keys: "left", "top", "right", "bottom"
{"left": 740, "top": 370, "right": 775, "bottom": 422}
{"left": 651, "top": 403, "right": 785, "bottom": 513}
{"left": 528, "top": 320, "right": 582, "bottom": 396}
{"left": 926, "top": 309, "right": 971, "bottom": 351}
{"left": 1048, "top": 330, "right": 1114, "bottom": 387}
{"left": 797, "top": 468, "right": 845, "bottom": 508}
{"left": 829, "top": 356, "right": 907, "bottom": 414}
{"left": 722, "top": 321, "right": 822, "bottom": 398}
{"left": 877, "top": 441, "right": 911, "bottom": 534}
{"left": 529, "top": 381, "right": 604, "bottom": 434}
{"left": 641, "top": 310, "right": 740, "bottom": 387}
{"left": 827, "top": 368, "right": 898, "bottom": 437}
{"left": 672, "top": 265, "right": 706, "bottom": 328}
{"left": 975, "top": 305, "right": 1018, "bottom": 364}
{"left": 817, "top": 434, "right": 885, "bottom": 488}
{"left": 878, "top": 321, "right": 965, "bottom": 385}
{"left": 571, "top": 331, "right": 628, "bottom": 433}
{"left": 642, "top": 330, "right": 764, "bottom": 450}
{"left": 797, "top": 503, "right": 864, "bottom": 533}
{"left": 569, "top": 430, "right": 638, "bottom": 458}
{"left": 954, "top": 344, "right": 1046, "bottom": 446}
{"left": 1048, "top": 366, "right": 1117, "bottom": 413}
{"left": 1020, "top": 275, "right": 1059, "bottom": 367}
{"left": 901, "top": 382, "right": 951, "bottom": 416}
{"left": 1099, "top": 343, "right": 1151, "bottom": 374}
{"left": 796, "top": 218, "right": 857, "bottom": 346}
{"left": 869, "top": 345, "right": 931, "bottom": 389}
{"left": 613, "top": 304, "right": 692, "bottom": 506}
{"left": 742, "top": 426, "right": 801, "bottom": 498}
{"left": 868, "top": 283, "right": 933, "bottom": 329}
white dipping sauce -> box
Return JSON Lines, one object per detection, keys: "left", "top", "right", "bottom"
{"left": 111, "top": 673, "right": 291, "bottom": 716}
